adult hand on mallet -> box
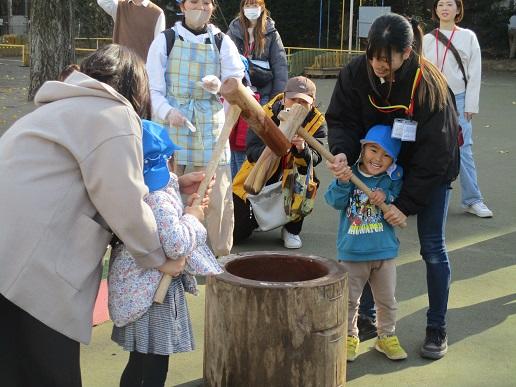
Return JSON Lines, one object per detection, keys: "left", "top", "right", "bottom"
{"left": 326, "top": 153, "right": 351, "bottom": 181}
{"left": 158, "top": 256, "right": 186, "bottom": 277}
{"left": 178, "top": 171, "right": 213, "bottom": 195}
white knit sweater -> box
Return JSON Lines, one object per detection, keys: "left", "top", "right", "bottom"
{"left": 423, "top": 26, "right": 481, "bottom": 113}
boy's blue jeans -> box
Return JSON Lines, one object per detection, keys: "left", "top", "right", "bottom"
{"left": 359, "top": 183, "right": 452, "bottom": 330}
{"left": 456, "top": 92, "right": 484, "bottom": 207}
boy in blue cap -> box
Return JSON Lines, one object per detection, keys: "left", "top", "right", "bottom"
{"left": 325, "top": 124, "right": 406, "bottom": 362}
{"left": 109, "top": 120, "right": 221, "bottom": 387}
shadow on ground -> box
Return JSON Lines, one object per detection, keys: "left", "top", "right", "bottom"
{"left": 347, "top": 293, "right": 516, "bottom": 381}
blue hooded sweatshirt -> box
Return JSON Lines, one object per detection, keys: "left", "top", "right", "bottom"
{"left": 325, "top": 165, "right": 402, "bottom": 261}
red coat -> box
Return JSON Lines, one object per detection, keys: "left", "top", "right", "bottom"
{"left": 229, "top": 92, "right": 260, "bottom": 152}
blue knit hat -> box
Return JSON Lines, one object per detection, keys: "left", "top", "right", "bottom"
{"left": 360, "top": 124, "right": 403, "bottom": 179}
{"left": 142, "top": 119, "right": 182, "bottom": 192}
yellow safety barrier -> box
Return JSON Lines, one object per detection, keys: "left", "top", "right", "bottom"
{"left": 0, "top": 43, "right": 26, "bottom": 64}
{"left": 2, "top": 38, "right": 362, "bottom": 78}
{"left": 75, "top": 37, "right": 112, "bottom": 50}
{"left": 285, "top": 46, "right": 364, "bottom": 77}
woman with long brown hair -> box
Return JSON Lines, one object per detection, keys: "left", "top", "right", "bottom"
{"left": 325, "top": 13, "right": 460, "bottom": 361}
{"left": 227, "top": 0, "right": 288, "bottom": 104}
{"left": 0, "top": 44, "right": 197, "bottom": 386}
{"left": 423, "top": 0, "right": 492, "bottom": 218}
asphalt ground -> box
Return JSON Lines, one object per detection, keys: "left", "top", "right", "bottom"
{"left": 1, "top": 58, "right": 516, "bottom": 386}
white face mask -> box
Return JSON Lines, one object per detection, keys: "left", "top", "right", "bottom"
{"left": 184, "top": 9, "right": 211, "bottom": 29}
{"left": 244, "top": 6, "right": 262, "bottom": 21}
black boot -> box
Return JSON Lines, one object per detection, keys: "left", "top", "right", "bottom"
{"left": 357, "top": 314, "right": 377, "bottom": 341}
{"left": 420, "top": 327, "right": 448, "bottom": 359}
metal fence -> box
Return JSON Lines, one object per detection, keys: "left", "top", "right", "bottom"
{"left": 0, "top": 37, "right": 365, "bottom": 77}
{"left": 286, "top": 47, "right": 363, "bottom": 77}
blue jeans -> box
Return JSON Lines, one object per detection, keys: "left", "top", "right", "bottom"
{"left": 418, "top": 183, "right": 452, "bottom": 330}
{"left": 456, "top": 92, "right": 483, "bottom": 207}
{"left": 360, "top": 184, "right": 452, "bottom": 330}
{"left": 230, "top": 150, "right": 247, "bottom": 179}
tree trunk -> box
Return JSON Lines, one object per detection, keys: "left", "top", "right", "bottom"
{"left": 28, "top": 0, "right": 75, "bottom": 100}
{"left": 204, "top": 252, "right": 348, "bottom": 387}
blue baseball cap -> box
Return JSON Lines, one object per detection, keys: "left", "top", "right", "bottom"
{"left": 142, "top": 119, "right": 182, "bottom": 192}
{"left": 360, "top": 124, "right": 403, "bottom": 179}
{"left": 360, "top": 124, "right": 401, "bottom": 159}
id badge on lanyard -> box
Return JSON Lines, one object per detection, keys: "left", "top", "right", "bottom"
{"left": 368, "top": 58, "right": 424, "bottom": 143}
{"left": 392, "top": 118, "right": 417, "bottom": 142}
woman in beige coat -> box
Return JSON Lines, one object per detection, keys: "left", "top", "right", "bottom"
{"left": 0, "top": 44, "right": 204, "bottom": 387}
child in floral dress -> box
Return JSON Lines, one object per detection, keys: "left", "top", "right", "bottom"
{"left": 108, "top": 120, "right": 222, "bottom": 387}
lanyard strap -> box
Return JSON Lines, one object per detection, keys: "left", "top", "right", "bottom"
{"left": 368, "top": 57, "right": 425, "bottom": 118}
{"left": 245, "top": 41, "right": 255, "bottom": 58}
{"left": 435, "top": 26, "right": 456, "bottom": 72}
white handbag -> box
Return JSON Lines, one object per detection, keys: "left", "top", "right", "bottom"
{"left": 247, "top": 181, "right": 288, "bottom": 231}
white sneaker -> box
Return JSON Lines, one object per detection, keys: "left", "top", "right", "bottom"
{"left": 465, "top": 202, "right": 493, "bottom": 218}
{"left": 282, "top": 228, "right": 302, "bottom": 249}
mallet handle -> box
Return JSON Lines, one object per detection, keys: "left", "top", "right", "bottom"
{"left": 153, "top": 105, "right": 242, "bottom": 304}
{"left": 220, "top": 78, "right": 291, "bottom": 157}
{"left": 297, "top": 127, "right": 407, "bottom": 228}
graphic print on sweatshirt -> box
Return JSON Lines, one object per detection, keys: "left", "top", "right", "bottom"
{"left": 346, "top": 188, "right": 384, "bottom": 235}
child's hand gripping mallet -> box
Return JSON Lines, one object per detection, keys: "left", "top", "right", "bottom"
{"left": 296, "top": 127, "right": 407, "bottom": 228}
{"left": 155, "top": 78, "right": 296, "bottom": 303}
{"left": 153, "top": 105, "right": 242, "bottom": 304}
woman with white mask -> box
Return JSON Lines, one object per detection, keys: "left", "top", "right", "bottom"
{"left": 227, "top": 0, "right": 288, "bottom": 104}
{"left": 146, "top": 0, "right": 245, "bottom": 258}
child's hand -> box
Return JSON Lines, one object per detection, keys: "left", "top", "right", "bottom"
{"left": 383, "top": 204, "right": 407, "bottom": 227}
{"left": 369, "top": 189, "right": 386, "bottom": 206}
{"left": 185, "top": 204, "right": 205, "bottom": 222}
{"left": 327, "top": 153, "right": 351, "bottom": 181}
{"left": 291, "top": 135, "right": 305, "bottom": 152}
{"left": 158, "top": 256, "right": 186, "bottom": 277}
{"left": 186, "top": 192, "right": 210, "bottom": 209}
{"left": 337, "top": 165, "right": 353, "bottom": 183}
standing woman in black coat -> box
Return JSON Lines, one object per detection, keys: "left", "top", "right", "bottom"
{"left": 227, "top": 0, "right": 288, "bottom": 104}
{"left": 325, "top": 13, "right": 460, "bottom": 360}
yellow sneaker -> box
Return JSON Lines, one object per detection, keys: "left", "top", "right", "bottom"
{"left": 375, "top": 335, "right": 408, "bottom": 360}
{"left": 347, "top": 335, "right": 360, "bottom": 362}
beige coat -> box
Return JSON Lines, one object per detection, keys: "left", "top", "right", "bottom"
{"left": 0, "top": 71, "right": 167, "bottom": 344}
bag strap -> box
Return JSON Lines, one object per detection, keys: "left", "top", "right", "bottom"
{"left": 433, "top": 28, "right": 468, "bottom": 88}
{"left": 163, "top": 28, "right": 224, "bottom": 57}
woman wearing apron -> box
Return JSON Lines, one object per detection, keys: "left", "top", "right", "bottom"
{"left": 147, "top": 0, "right": 244, "bottom": 257}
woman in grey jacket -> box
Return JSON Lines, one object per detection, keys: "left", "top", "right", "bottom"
{"left": 0, "top": 44, "right": 204, "bottom": 387}
{"left": 227, "top": 0, "right": 288, "bottom": 104}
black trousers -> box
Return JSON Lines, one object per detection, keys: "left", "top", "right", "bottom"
{"left": 0, "top": 294, "right": 82, "bottom": 387}
{"left": 233, "top": 193, "right": 303, "bottom": 244}
{"left": 120, "top": 351, "right": 169, "bottom": 387}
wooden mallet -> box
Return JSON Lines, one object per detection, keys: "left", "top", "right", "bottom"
{"left": 154, "top": 78, "right": 293, "bottom": 303}
{"left": 244, "top": 104, "right": 310, "bottom": 194}
{"left": 153, "top": 105, "right": 242, "bottom": 303}
{"left": 295, "top": 126, "right": 407, "bottom": 228}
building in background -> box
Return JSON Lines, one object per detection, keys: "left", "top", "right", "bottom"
{"left": 1, "top": 0, "right": 30, "bottom": 35}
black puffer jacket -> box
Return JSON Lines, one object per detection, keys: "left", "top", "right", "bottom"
{"left": 326, "top": 54, "right": 460, "bottom": 216}
{"left": 227, "top": 17, "right": 288, "bottom": 101}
